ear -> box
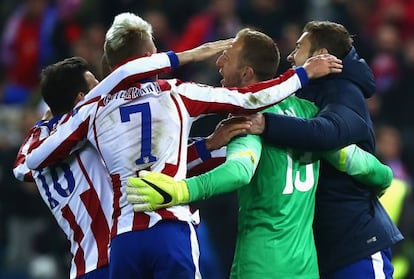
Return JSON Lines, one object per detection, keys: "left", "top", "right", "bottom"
{"left": 74, "top": 92, "right": 85, "bottom": 105}
{"left": 319, "top": 48, "right": 329, "bottom": 54}
{"left": 242, "top": 66, "right": 255, "bottom": 83}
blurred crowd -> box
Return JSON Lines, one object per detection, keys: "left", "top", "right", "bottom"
{"left": 0, "top": 0, "right": 413, "bottom": 278}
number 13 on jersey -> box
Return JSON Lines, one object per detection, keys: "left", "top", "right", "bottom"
{"left": 283, "top": 150, "right": 316, "bottom": 194}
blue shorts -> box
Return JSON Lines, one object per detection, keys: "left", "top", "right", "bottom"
{"left": 109, "top": 221, "right": 201, "bottom": 279}
{"left": 79, "top": 266, "right": 109, "bottom": 279}
{"left": 322, "top": 248, "right": 394, "bottom": 279}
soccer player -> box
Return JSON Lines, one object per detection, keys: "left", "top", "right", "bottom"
{"left": 125, "top": 28, "right": 393, "bottom": 278}
{"left": 24, "top": 13, "right": 340, "bottom": 279}
{"left": 13, "top": 39, "right": 239, "bottom": 278}
{"left": 239, "top": 21, "right": 403, "bottom": 278}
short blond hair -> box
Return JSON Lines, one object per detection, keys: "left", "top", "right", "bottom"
{"left": 104, "top": 12, "right": 153, "bottom": 67}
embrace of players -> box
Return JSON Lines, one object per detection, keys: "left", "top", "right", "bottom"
{"left": 13, "top": 11, "right": 401, "bottom": 279}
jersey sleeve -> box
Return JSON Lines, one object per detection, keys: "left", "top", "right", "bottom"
{"left": 187, "top": 137, "right": 226, "bottom": 176}
{"left": 25, "top": 105, "right": 93, "bottom": 170}
{"left": 85, "top": 51, "right": 179, "bottom": 100}
{"left": 13, "top": 122, "right": 51, "bottom": 182}
{"left": 185, "top": 134, "right": 262, "bottom": 202}
{"left": 322, "top": 144, "right": 393, "bottom": 190}
{"left": 173, "top": 67, "right": 309, "bottom": 117}
{"left": 262, "top": 88, "right": 371, "bottom": 151}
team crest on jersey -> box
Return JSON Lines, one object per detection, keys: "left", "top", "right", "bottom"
{"left": 102, "top": 82, "right": 162, "bottom": 105}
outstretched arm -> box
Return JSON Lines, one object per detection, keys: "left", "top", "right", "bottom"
{"left": 187, "top": 116, "right": 252, "bottom": 176}
{"left": 186, "top": 134, "right": 261, "bottom": 201}
{"left": 88, "top": 39, "right": 234, "bottom": 100}
{"left": 126, "top": 134, "right": 262, "bottom": 211}
{"left": 247, "top": 89, "right": 371, "bottom": 151}
{"left": 323, "top": 144, "right": 393, "bottom": 194}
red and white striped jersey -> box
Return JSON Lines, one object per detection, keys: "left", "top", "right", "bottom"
{"left": 14, "top": 121, "right": 112, "bottom": 279}
{"left": 25, "top": 66, "right": 308, "bottom": 238}
{"left": 187, "top": 138, "right": 226, "bottom": 177}
{"left": 13, "top": 51, "right": 178, "bottom": 278}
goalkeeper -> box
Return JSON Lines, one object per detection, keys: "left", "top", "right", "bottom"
{"left": 127, "top": 29, "right": 392, "bottom": 279}
{"left": 127, "top": 114, "right": 392, "bottom": 279}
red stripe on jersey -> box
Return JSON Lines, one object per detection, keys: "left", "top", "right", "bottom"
{"left": 188, "top": 157, "right": 225, "bottom": 177}
{"left": 77, "top": 155, "right": 110, "bottom": 268}
{"left": 132, "top": 212, "right": 150, "bottom": 231}
{"left": 238, "top": 68, "right": 296, "bottom": 93}
{"left": 157, "top": 79, "right": 172, "bottom": 91}
{"left": 159, "top": 95, "right": 182, "bottom": 177}
{"left": 110, "top": 174, "right": 122, "bottom": 239}
{"left": 182, "top": 68, "right": 297, "bottom": 117}
{"left": 13, "top": 150, "right": 26, "bottom": 169}
{"left": 162, "top": 163, "right": 179, "bottom": 177}
{"left": 61, "top": 205, "right": 86, "bottom": 277}
{"left": 108, "top": 69, "right": 170, "bottom": 95}
{"left": 157, "top": 208, "right": 178, "bottom": 220}
{"left": 187, "top": 143, "right": 199, "bottom": 163}
{"left": 92, "top": 106, "right": 111, "bottom": 176}
{"left": 180, "top": 95, "right": 254, "bottom": 117}
{"left": 26, "top": 127, "right": 43, "bottom": 154}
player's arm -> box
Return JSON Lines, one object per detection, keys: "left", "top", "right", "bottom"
{"left": 13, "top": 110, "right": 58, "bottom": 181}
{"left": 187, "top": 134, "right": 261, "bottom": 200}
{"left": 187, "top": 116, "right": 252, "bottom": 176}
{"left": 25, "top": 106, "right": 92, "bottom": 170}
{"left": 187, "top": 138, "right": 226, "bottom": 177}
{"left": 13, "top": 124, "right": 46, "bottom": 182}
{"left": 126, "top": 133, "right": 262, "bottom": 211}
{"left": 322, "top": 144, "right": 393, "bottom": 194}
{"left": 251, "top": 89, "right": 370, "bottom": 151}
{"left": 86, "top": 39, "right": 233, "bottom": 100}
{"left": 176, "top": 54, "right": 341, "bottom": 117}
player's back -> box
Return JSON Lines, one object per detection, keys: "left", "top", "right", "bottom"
{"left": 88, "top": 80, "right": 196, "bottom": 235}
{"left": 233, "top": 96, "right": 320, "bottom": 279}
{"left": 14, "top": 123, "right": 112, "bottom": 279}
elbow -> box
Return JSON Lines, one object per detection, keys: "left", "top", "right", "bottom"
{"left": 13, "top": 169, "right": 24, "bottom": 182}
{"left": 231, "top": 160, "right": 254, "bottom": 186}
{"left": 25, "top": 156, "right": 39, "bottom": 171}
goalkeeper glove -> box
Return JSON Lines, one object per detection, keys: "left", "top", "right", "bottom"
{"left": 126, "top": 170, "right": 190, "bottom": 212}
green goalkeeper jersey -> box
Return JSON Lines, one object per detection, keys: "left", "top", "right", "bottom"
{"left": 186, "top": 96, "right": 392, "bottom": 279}
{"left": 188, "top": 96, "right": 320, "bottom": 278}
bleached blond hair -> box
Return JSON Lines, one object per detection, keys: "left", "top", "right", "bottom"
{"left": 104, "top": 12, "right": 153, "bottom": 67}
{"left": 105, "top": 12, "right": 153, "bottom": 51}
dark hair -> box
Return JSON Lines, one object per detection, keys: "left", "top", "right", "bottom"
{"left": 40, "top": 57, "right": 89, "bottom": 115}
{"left": 236, "top": 28, "right": 280, "bottom": 81}
{"left": 304, "top": 21, "right": 354, "bottom": 59}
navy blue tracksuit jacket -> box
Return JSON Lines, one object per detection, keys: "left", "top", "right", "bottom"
{"left": 261, "top": 47, "right": 403, "bottom": 274}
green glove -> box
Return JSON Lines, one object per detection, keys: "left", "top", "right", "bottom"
{"left": 126, "top": 170, "right": 190, "bottom": 212}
